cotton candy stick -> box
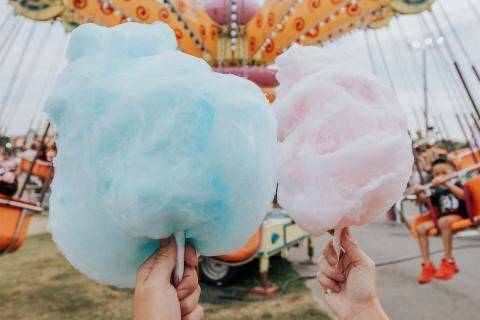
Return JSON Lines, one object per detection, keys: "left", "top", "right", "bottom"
{"left": 174, "top": 230, "right": 185, "bottom": 286}
{"left": 333, "top": 228, "right": 342, "bottom": 262}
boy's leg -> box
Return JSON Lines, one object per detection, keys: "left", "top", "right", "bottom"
{"left": 416, "top": 220, "right": 437, "bottom": 284}
{"left": 437, "top": 215, "right": 462, "bottom": 259}
{"left": 416, "top": 221, "right": 434, "bottom": 262}
{"left": 435, "top": 215, "right": 462, "bottom": 280}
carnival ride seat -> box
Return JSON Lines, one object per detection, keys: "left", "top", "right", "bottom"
{"left": 216, "top": 228, "right": 262, "bottom": 263}
{"left": 199, "top": 210, "right": 313, "bottom": 292}
{"left": 20, "top": 157, "right": 53, "bottom": 181}
{"left": 411, "top": 175, "right": 480, "bottom": 237}
{"left": 0, "top": 194, "right": 42, "bottom": 254}
{"left": 449, "top": 148, "right": 480, "bottom": 170}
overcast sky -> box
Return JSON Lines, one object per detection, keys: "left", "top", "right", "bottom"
{"left": 0, "top": 0, "right": 479, "bottom": 141}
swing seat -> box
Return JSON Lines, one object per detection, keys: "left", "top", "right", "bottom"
{"left": 411, "top": 175, "right": 480, "bottom": 238}
{"left": 20, "top": 158, "right": 53, "bottom": 181}
{"left": 449, "top": 148, "right": 480, "bottom": 170}
{"left": 215, "top": 228, "right": 262, "bottom": 263}
{"left": 0, "top": 195, "right": 42, "bottom": 254}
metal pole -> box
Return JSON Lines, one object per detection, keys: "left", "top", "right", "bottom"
{"left": 437, "top": 2, "right": 480, "bottom": 82}
{"left": 423, "top": 49, "right": 428, "bottom": 132}
{"left": 0, "top": 23, "right": 36, "bottom": 126}
{"left": 428, "top": 11, "right": 480, "bottom": 120}
{"left": 363, "top": 29, "right": 378, "bottom": 75}
{"left": 467, "top": 0, "right": 480, "bottom": 21}
{"left": 455, "top": 114, "right": 479, "bottom": 163}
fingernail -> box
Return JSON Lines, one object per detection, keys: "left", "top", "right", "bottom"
{"left": 334, "top": 284, "right": 341, "bottom": 292}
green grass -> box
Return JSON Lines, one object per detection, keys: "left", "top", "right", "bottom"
{"left": 0, "top": 234, "right": 329, "bottom": 320}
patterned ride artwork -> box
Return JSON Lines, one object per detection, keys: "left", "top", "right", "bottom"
{"left": 8, "top": 0, "right": 434, "bottom": 65}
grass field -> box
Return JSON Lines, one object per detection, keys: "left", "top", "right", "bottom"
{"left": 0, "top": 234, "right": 329, "bottom": 320}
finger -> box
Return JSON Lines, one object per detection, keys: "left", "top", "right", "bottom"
{"left": 322, "top": 240, "right": 338, "bottom": 267}
{"left": 182, "top": 305, "right": 204, "bottom": 320}
{"left": 136, "top": 249, "right": 159, "bottom": 285}
{"left": 148, "top": 237, "right": 177, "bottom": 284}
{"left": 185, "top": 244, "right": 198, "bottom": 268}
{"left": 318, "top": 257, "right": 345, "bottom": 282}
{"left": 177, "top": 265, "right": 199, "bottom": 300}
{"left": 180, "top": 285, "right": 201, "bottom": 316}
{"left": 316, "top": 271, "right": 341, "bottom": 293}
{"left": 136, "top": 237, "right": 175, "bottom": 285}
{"left": 340, "top": 230, "right": 374, "bottom": 268}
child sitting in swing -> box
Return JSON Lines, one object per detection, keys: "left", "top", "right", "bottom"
{"left": 413, "top": 158, "right": 467, "bottom": 284}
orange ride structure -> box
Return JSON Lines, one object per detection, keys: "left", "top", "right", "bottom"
{"left": 8, "top": 0, "right": 435, "bottom": 94}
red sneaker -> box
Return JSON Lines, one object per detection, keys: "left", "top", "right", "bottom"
{"left": 434, "top": 258, "right": 458, "bottom": 280}
{"left": 418, "top": 262, "right": 436, "bottom": 284}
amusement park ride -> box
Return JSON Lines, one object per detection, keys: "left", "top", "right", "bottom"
{"left": 5, "top": 0, "right": 480, "bottom": 293}
{"left": 7, "top": 0, "right": 436, "bottom": 96}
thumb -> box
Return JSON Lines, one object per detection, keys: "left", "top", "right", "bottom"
{"left": 136, "top": 237, "right": 177, "bottom": 285}
{"left": 150, "top": 237, "right": 177, "bottom": 283}
{"left": 340, "top": 229, "right": 370, "bottom": 265}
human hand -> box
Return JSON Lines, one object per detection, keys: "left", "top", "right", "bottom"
{"left": 412, "top": 184, "right": 424, "bottom": 194}
{"left": 431, "top": 176, "right": 446, "bottom": 187}
{"left": 133, "top": 237, "right": 203, "bottom": 320}
{"left": 316, "top": 229, "right": 387, "bottom": 320}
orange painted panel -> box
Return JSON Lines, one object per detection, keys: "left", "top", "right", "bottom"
{"left": 259, "top": 0, "right": 349, "bottom": 63}
{"left": 259, "top": 0, "right": 390, "bottom": 63}
{"left": 110, "top": 0, "right": 204, "bottom": 57}
{"left": 67, "top": 0, "right": 124, "bottom": 26}
{"left": 245, "top": 0, "right": 296, "bottom": 60}
{"left": 301, "top": 2, "right": 380, "bottom": 45}
{"left": 170, "top": 0, "right": 219, "bottom": 60}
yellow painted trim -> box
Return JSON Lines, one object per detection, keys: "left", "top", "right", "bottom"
{"left": 389, "top": 0, "right": 434, "bottom": 14}
{"left": 11, "top": 1, "right": 64, "bottom": 21}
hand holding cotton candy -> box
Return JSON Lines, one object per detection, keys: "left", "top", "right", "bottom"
{"left": 46, "top": 23, "right": 277, "bottom": 288}
{"left": 274, "top": 45, "right": 413, "bottom": 252}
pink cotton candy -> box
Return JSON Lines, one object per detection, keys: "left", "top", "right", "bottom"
{"left": 275, "top": 45, "right": 413, "bottom": 237}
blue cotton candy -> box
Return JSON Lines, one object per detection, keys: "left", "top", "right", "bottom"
{"left": 46, "top": 22, "right": 277, "bottom": 288}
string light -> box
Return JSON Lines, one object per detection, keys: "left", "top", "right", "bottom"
{"left": 230, "top": 0, "right": 237, "bottom": 51}
{"left": 286, "top": 3, "right": 356, "bottom": 52}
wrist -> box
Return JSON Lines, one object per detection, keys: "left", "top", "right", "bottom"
{"left": 346, "top": 299, "right": 387, "bottom": 320}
